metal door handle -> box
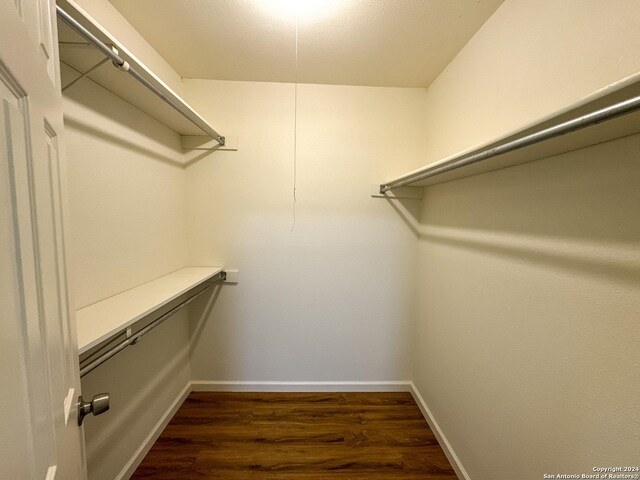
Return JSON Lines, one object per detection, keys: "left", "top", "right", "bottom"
{"left": 77, "top": 393, "right": 110, "bottom": 425}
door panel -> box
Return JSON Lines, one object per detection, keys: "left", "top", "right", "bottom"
{"left": 0, "top": 79, "right": 37, "bottom": 480}
{"left": 1, "top": 0, "right": 86, "bottom": 478}
{"left": 35, "top": 121, "right": 71, "bottom": 413}
{"left": 1, "top": 76, "right": 57, "bottom": 480}
{"left": 44, "top": 124, "right": 76, "bottom": 401}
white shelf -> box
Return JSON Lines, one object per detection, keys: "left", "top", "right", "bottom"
{"left": 382, "top": 77, "right": 640, "bottom": 189}
{"left": 76, "top": 266, "right": 223, "bottom": 355}
{"left": 56, "top": 0, "right": 219, "bottom": 137}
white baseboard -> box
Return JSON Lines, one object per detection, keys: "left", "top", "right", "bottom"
{"left": 191, "top": 380, "right": 413, "bottom": 392}
{"left": 116, "top": 382, "right": 191, "bottom": 480}
{"left": 409, "top": 382, "right": 471, "bottom": 480}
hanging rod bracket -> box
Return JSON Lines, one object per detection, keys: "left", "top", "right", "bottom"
{"left": 114, "top": 60, "right": 130, "bottom": 72}
{"left": 372, "top": 185, "right": 423, "bottom": 199}
{"left": 181, "top": 135, "right": 238, "bottom": 151}
{"left": 109, "top": 46, "right": 129, "bottom": 71}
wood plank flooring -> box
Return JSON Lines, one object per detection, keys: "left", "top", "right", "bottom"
{"left": 132, "top": 392, "right": 458, "bottom": 479}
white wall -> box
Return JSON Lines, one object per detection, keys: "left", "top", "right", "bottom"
{"left": 63, "top": 76, "right": 190, "bottom": 480}
{"left": 390, "top": 0, "right": 640, "bottom": 178}
{"left": 61, "top": 2, "right": 193, "bottom": 478}
{"left": 61, "top": 1, "right": 640, "bottom": 478}
{"left": 63, "top": 76, "right": 427, "bottom": 477}
{"left": 183, "top": 80, "right": 425, "bottom": 383}
{"left": 64, "top": 73, "right": 187, "bottom": 308}
{"left": 415, "top": 136, "right": 640, "bottom": 479}
{"left": 411, "top": 0, "right": 640, "bottom": 478}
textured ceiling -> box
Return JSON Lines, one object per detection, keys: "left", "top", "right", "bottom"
{"left": 109, "top": 0, "right": 504, "bottom": 88}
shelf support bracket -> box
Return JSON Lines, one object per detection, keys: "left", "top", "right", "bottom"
{"left": 61, "top": 56, "right": 109, "bottom": 92}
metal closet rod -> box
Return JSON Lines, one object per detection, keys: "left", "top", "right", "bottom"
{"left": 55, "top": 5, "right": 225, "bottom": 145}
{"left": 380, "top": 91, "right": 640, "bottom": 193}
{"left": 80, "top": 271, "right": 226, "bottom": 377}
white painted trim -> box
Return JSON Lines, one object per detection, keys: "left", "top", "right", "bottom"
{"left": 409, "top": 382, "right": 471, "bottom": 480}
{"left": 44, "top": 465, "right": 57, "bottom": 480}
{"left": 115, "top": 382, "right": 191, "bottom": 480}
{"left": 191, "top": 380, "right": 413, "bottom": 392}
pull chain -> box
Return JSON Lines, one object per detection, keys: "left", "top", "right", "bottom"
{"left": 291, "top": 10, "right": 299, "bottom": 231}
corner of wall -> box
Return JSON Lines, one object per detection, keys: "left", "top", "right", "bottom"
{"left": 409, "top": 382, "right": 471, "bottom": 480}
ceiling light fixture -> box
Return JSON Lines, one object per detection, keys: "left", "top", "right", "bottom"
{"left": 249, "top": 0, "right": 348, "bottom": 24}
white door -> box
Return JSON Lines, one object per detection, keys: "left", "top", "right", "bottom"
{"left": 0, "top": 1, "right": 86, "bottom": 479}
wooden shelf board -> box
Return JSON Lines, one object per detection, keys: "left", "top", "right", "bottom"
{"left": 76, "top": 266, "right": 222, "bottom": 354}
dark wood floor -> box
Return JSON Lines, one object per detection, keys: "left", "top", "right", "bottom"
{"left": 132, "top": 392, "right": 458, "bottom": 479}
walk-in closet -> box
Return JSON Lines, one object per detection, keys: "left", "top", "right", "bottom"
{"left": 2, "top": 1, "right": 639, "bottom": 479}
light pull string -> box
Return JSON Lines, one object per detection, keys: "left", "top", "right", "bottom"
{"left": 291, "top": 9, "right": 298, "bottom": 232}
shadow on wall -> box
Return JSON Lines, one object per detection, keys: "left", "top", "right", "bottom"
{"left": 64, "top": 117, "right": 184, "bottom": 167}
{"left": 62, "top": 76, "right": 184, "bottom": 167}
{"left": 385, "top": 196, "right": 423, "bottom": 238}
{"left": 81, "top": 311, "right": 191, "bottom": 478}
{"left": 387, "top": 133, "right": 640, "bottom": 286}
{"left": 188, "top": 283, "right": 224, "bottom": 357}
{"left": 183, "top": 149, "right": 219, "bottom": 168}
